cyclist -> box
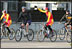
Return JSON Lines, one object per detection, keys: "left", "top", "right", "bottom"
{"left": 16, "top": 6, "right": 31, "bottom": 36}
{"left": 37, "top": 7, "right": 54, "bottom": 37}
{"left": 59, "top": 10, "right": 71, "bottom": 29}
{"left": 0, "top": 10, "right": 12, "bottom": 34}
{"left": 67, "top": 16, "right": 72, "bottom": 29}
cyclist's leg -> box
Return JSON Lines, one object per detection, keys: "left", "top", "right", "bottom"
{"left": 43, "top": 24, "right": 48, "bottom": 37}
{"left": 6, "top": 27, "right": 11, "bottom": 33}
{"left": 44, "top": 24, "right": 47, "bottom": 30}
{"left": 65, "top": 23, "right": 69, "bottom": 29}
{"left": 46, "top": 22, "right": 54, "bottom": 37}
{"left": 20, "top": 22, "right": 25, "bottom": 29}
{"left": 26, "top": 23, "right": 29, "bottom": 35}
{"left": 46, "top": 22, "right": 53, "bottom": 32}
{"left": 47, "top": 25, "right": 53, "bottom": 32}
{"left": 5, "top": 21, "right": 12, "bottom": 33}
{"left": 26, "top": 20, "right": 31, "bottom": 35}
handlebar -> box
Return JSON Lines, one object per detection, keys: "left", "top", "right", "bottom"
{"left": 58, "top": 22, "right": 65, "bottom": 24}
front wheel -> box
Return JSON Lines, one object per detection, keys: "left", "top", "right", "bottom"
{"left": 15, "top": 29, "right": 22, "bottom": 42}
{"left": 59, "top": 28, "right": 65, "bottom": 40}
{"left": 8, "top": 28, "right": 15, "bottom": 40}
{"left": 50, "top": 30, "right": 57, "bottom": 42}
{"left": 37, "top": 30, "right": 45, "bottom": 42}
{"left": 27, "top": 29, "right": 34, "bottom": 41}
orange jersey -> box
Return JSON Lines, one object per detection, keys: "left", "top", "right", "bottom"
{"left": 0, "top": 13, "right": 12, "bottom": 27}
{"left": 38, "top": 8, "right": 54, "bottom": 26}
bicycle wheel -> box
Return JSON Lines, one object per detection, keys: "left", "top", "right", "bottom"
{"left": 27, "top": 29, "right": 34, "bottom": 41}
{"left": 66, "top": 30, "right": 71, "bottom": 43}
{"left": 2, "top": 29, "right": 7, "bottom": 39}
{"left": 59, "top": 28, "right": 65, "bottom": 40}
{"left": 8, "top": 28, "right": 15, "bottom": 40}
{"left": 15, "top": 29, "right": 22, "bottom": 42}
{"left": 37, "top": 30, "right": 45, "bottom": 42}
{"left": 0, "top": 31, "right": 3, "bottom": 40}
{"left": 50, "top": 30, "right": 57, "bottom": 42}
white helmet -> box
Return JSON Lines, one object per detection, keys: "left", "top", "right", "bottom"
{"left": 2, "top": 10, "right": 6, "bottom": 13}
{"left": 21, "top": 6, "right": 26, "bottom": 9}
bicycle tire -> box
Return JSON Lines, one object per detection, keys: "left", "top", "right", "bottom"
{"left": 15, "top": 29, "right": 22, "bottom": 42}
{"left": 8, "top": 28, "right": 15, "bottom": 40}
{"left": 37, "top": 30, "right": 45, "bottom": 42}
{"left": 66, "top": 30, "right": 71, "bottom": 43}
{"left": 50, "top": 30, "right": 57, "bottom": 42}
{"left": 27, "top": 29, "right": 34, "bottom": 41}
{"left": 59, "top": 28, "right": 66, "bottom": 40}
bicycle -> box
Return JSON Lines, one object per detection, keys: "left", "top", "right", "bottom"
{"left": 0, "top": 23, "right": 15, "bottom": 40}
{"left": 37, "top": 23, "right": 57, "bottom": 42}
{"left": 15, "top": 22, "right": 34, "bottom": 42}
{"left": 58, "top": 22, "right": 71, "bottom": 43}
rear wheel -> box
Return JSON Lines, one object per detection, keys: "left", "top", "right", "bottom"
{"left": 27, "top": 29, "right": 34, "bottom": 41}
{"left": 66, "top": 30, "right": 71, "bottom": 43}
{"left": 50, "top": 30, "right": 57, "bottom": 42}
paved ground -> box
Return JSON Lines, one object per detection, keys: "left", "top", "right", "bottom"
{"left": 1, "top": 41, "right": 71, "bottom": 48}
{"left": 1, "top": 35, "right": 71, "bottom": 48}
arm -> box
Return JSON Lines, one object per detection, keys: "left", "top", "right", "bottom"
{"left": 16, "top": 12, "right": 22, "bottom": 22}
{"left": 38, "top": 8, "right": 46, "bottom": 13}
{"left": 60, "top": 14, "right": 65, "bottom": 22}
{"left": 6, "top": 14, "right": 9, "bottom": 23}
{"left": 0, "top": 15, "right": 4, "bottom": 21}
{"left": 47, "top": 12, "right": 51, "bottom": 22}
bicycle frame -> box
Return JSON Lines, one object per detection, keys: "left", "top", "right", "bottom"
{"left": 39, "top": 23, "right": 50, "bottom": 35}
{"left": 0, "top": 23, "right": 6, "bottom": 33}
{"left": 0, "top": 23, "right": 7, "bottom": 38}
{"left": 16, "top": 22, "right": 28, "bottom": 35}
{"left": 65, "top": 25, "right": 71, "bottom": 32}
{"left": 59, "top": 22, "right": 71, "bottom": 32}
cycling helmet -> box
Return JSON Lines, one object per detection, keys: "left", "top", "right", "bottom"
{"left": 21, "top": 6, "right": 26, "bottom": 9}
{"left": 2, "top": 10, "right": 6, "bottom": 13}
{"left": 66, "top": 10, "right": 69, "bottom": 12}
{"left": 45, "top": 7, "right": 49, "bottom": 10}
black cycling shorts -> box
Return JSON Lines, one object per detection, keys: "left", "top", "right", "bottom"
{"left": 22, "top": 20, "right": 31, "bottom": 25}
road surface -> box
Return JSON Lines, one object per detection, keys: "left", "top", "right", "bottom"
{"left": 1, "top": 35, "right": 71, "bottom": 48}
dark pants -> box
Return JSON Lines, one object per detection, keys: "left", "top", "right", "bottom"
{"left": 6, "top": 27, "right": 11, "bottom": 33}
{"left": 45, "top": 25, "right": 53, "bottom": 32}
{"left": 3, "top": 23, "right": 11, "bottom": 33}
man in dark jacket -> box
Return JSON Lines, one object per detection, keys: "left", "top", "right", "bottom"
{"left": 16, "top": 6, "right": 31, "bottom": 36}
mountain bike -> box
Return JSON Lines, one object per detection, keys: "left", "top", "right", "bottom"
{"left": 15, "top": 22, "right": 34, "bottom": 42}
{"left": 37, "top": 23, "right": 57, "bottom": 42}
{"left": 0, "top": 23, "right": 15, "bottom": 40}
{"left": 58, "top": 22, "right": 71, "bottom": 43}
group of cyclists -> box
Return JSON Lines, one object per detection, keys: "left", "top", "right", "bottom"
{"left": 0, "top": 6, "right": 72, "bottom": 38}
